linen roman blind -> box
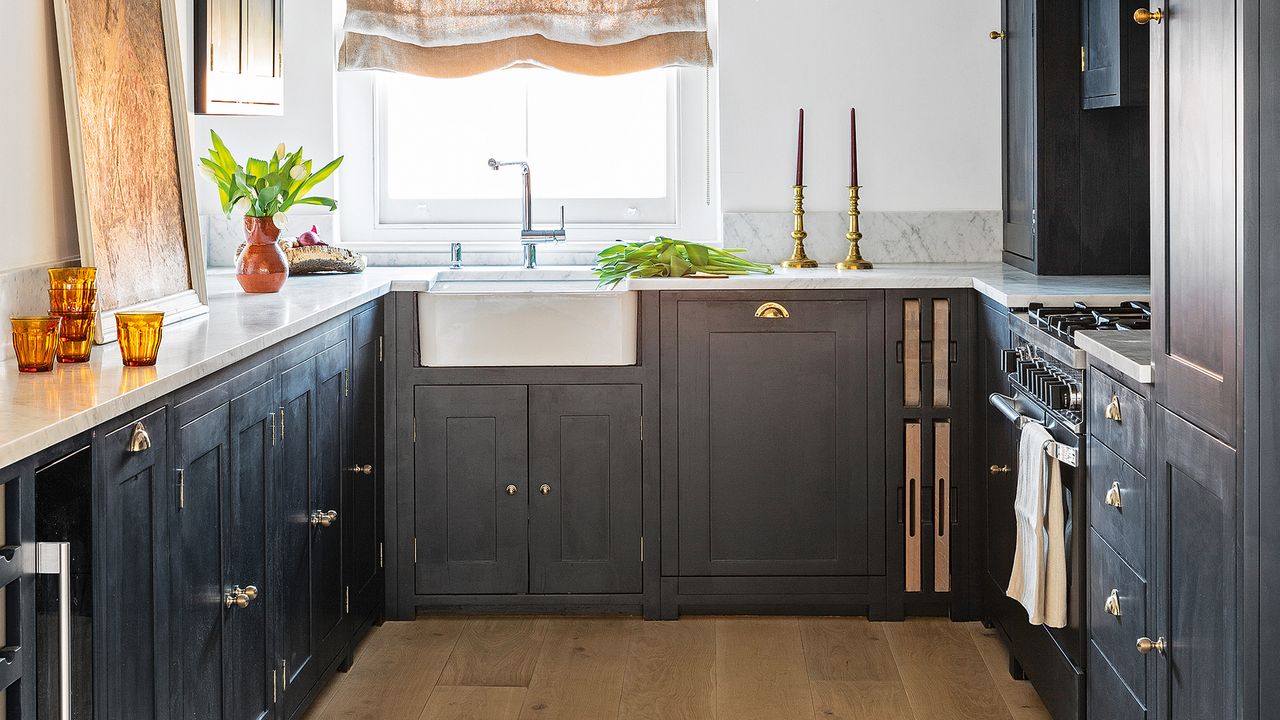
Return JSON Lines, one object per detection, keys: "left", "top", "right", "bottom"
{"left": 338, "top": 0, "right": 712, "bottom": 77}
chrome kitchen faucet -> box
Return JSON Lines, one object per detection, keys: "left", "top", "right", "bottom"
{"left": 488, "top": 158, "right": 566, "bottom": 268}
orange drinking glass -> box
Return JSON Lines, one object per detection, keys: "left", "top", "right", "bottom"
{"left": 11, "top": 316, "right": 62, "bottom": 372}
{"left": 115, "top": 312, "right": 164, "bottom": 367}
{"left": 48, "top": 267, "right": 97, "bottom": 314}
{"left": 53, "top": 311, "right": 96, "bottom": 363}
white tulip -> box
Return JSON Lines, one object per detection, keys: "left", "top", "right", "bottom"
{"left": 234, "top": 197, "right": 251, "bottom": 213}
{"left": 275, "top": 143, "right": 287, "bottom": 160}
{"left": 289, "top": 164, "right": 306, "bottom": 180}
{"left": 200, "top": 165, "right": 216, "bottom": 181}
{"left": 272, "top": 212, "right": 289, "bottom": 228}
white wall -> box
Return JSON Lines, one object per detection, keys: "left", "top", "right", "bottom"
{"left": 717, "top": 0, "right": 1002, "bottom": 213}
{"left": 0, "top": 1, "right": 79, "bottom": 272}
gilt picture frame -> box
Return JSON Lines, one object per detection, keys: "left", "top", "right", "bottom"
{"left": 53, "top": 0, "right": 208, "bottom": 344}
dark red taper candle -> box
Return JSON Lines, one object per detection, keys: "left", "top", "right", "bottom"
{"left": 796, "top": 108, "right": 805, "bottom": 186}
{"left": 850, "top": 107, "right": 860, "bottom": 186}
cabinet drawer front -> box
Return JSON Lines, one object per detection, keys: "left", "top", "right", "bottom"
{"left": 1088, "top": 368, "right": 1150, "bottom": 471}
{"left": 1088, "top": 529, "right": 1148, "bottom": 700}
{"left": 1088, "top": 439, "right": 1147, "bottom": 577}
{"left": 1087, "top": 643, "right": 1147, "bottom": 720}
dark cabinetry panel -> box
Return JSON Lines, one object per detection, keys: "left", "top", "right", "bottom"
{"left": 414, "top": 386, "right": 529, "bottom": 595}
{"left": 345, "top": 306, "right": 383, "bottom": 624}
{"left": 278, "top": 355, "right": 318, "bottom": 716}
{"left": 671, "top": 295, "right": 884, "bottom": 578}
{"left": 312, "top": 343, "right": 349, "bottom": 664}
{"left": 1083, "top": 0, "right": 1149, "bottom": 108}
{"left": 528, "top": 384, "right": 643, "bottom": 595}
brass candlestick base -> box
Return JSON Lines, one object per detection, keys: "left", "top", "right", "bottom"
{"left": 781, "top": 185, "right": 818, "bottom": 268}
{"left": 836, "top": 185, "right": 873, "bottom": 270}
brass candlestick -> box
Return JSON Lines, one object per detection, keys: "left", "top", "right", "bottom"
{"left": 837, "top": 185, "right": 873, "bottom": 270}
{"left": 781, "top": 185, "right": 818, "bottom": 268}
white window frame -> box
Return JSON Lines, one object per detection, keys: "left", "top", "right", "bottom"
{"left": 336, "top": 66, "right": 719, "bottom": 255}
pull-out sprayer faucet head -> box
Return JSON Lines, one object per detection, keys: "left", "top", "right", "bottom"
{"left": 488, "top": 158, "right": 529, "bottom": 174}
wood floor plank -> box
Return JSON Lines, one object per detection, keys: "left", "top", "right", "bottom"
{"left": 800, "top": 617, "right": 901, "bottom": 682}
{"left": 810, "top": 680, "right": 916, "bottom": 720}
{"left": 418, "top": 686, "right": 527, "bottom": 720}
{"left": 518, "top": 617, "right": 639, "bottom": 720}
{"left": 716, "top": 617, "right": 814, "bottom": 720}
{"left": 439, "top": 617, "right": 549, "bottom": 687}
{"left": 309, "top": 618, "right": 467, "bottom": 720}
{"left": 885, "top": 619, "right": 1014, "bottom": 720}
{"left": 967, "top": 625, "right": 1053, "bottom": 720}
{"left": 618, "top": 617, "right": 716, "bottom": 720}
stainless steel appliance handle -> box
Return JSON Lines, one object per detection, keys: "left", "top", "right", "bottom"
{"left": 987, "top": 394, "right": 1080, "bottom": 468}
{"left": 36, "top": 542, "right": 71, "bottom": 720}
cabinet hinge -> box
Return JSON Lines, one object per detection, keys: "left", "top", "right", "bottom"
{"left": 177, "top": 469, "right": 185, "bottom": 510}
{"left": 379, "top": 542, "right": 384, "bottom": 568}
{"left": 378, "top": 336, "right": 384, "bottom": 363}
{"left": 279, "top": 408, "right": 285, "bottom": 440}
{"left": 345, "top": 586, "right": 350, "bottom": 614}
{"left": 270, "top": 411, "right": 277, "bottom": 446}
{"left": 413, "top": 417, "right": 417, "bottom": 442}
{"left": 640, "top": 536, "right": 645, "bottom": 562}
{"left": 413, "top": 537, "right": 418, "bottom": 563}
{"left": 272, "top": 668, "right": 278, "bottom": 704}
{"left": 281, "top": 659, "right": 288, "bottom": 691}
{"left": 344, "top": 369, "right": 350, "bottom": 397}
{"left": 640, "top": 416, "right": 644, "bottom": 442}
{"left": 1081, "top": 46, "right": 1085, "bottom": 72}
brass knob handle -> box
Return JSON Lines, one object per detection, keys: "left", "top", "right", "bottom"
{"left": 127, "top": 422, "right": 152, "bottom": 452}
{"left": 1104, "top": 395, "right": 1122, "bottom": 422}
{"left": 1134, "top": 7, "right": 1164, "bottom": 24}
{"left": 224, "top": 586, "right": 251, "bottom": 608}
{"left": 1136, "top": 636, "right": 1167, "bottom": 654}
{"left": 990, "top": 464, "right": 1012, "bottom": 475}
{"left": 990, "top": 30, "right": 1007, "bottom": 39}
{"left": 243, "top": 585, "right": 259, "bottom": 600}
{"left": 506, "top": 484, "right": 518, "bottom": 496}
{"left": 1105, "top": 482, "right": 1123, "bottom": 509}
{"left": 539, "top": 483, "right": 552, "bottom": 496}
{"left": 754, "top": 302, "right": 790, "bottom": 319}
{"left": 1105, "top": 589, "right": 1122, "bottom": 617}
{"left": 349, "top": 464, "right": 373, "bottom": 475}
{"left": 310, "top": 510, "right": 337, "bottom": 527}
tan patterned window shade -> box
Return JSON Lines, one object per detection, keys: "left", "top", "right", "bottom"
{"left": 338, "top": 0, "right": 713, "bottom": 78}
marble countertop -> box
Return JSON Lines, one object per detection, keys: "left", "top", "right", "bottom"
{"left": 1076, "top": 329, "right": 1154, "bottom": 384}
{"left": 0, "top": 264, "right": 1150, "bottom": 468}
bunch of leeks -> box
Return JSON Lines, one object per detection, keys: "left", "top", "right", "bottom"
{"left": 594, "top": 237, "right": 774, "bottom": 287}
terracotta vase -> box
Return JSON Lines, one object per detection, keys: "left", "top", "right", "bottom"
{"left": 237, "top": 215, "right": 289, "bottom": 293}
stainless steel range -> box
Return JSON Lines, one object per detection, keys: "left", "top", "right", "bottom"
{"left": 984, "top": 299, "right": 1150, "bottom": 720}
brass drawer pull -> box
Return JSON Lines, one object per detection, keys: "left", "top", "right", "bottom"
{"left": 506, "top": 484, "right": 519, "bottom": 496}
{"left": 1134, "top": 7, "right": 1164, "bottom": 24}
{"left": 754, "top": 302, "right": 790, "bottom": 319}
{"left": 349, "top": 464, "right": 373, "bottom": 475}
{"left": 127, "top": 422, "right": 151, "bottom": 452}
{"left": 990, "top": 30, "right": 1007, "bottom": 39}
{"left": 1136, "top": 636, "right": 1167, "bottom": 654}
{"left": 1105, "top": 589, "right": 1122, "bottom": 617}
{"left": 539, "top": 483, "right": 552, "bottom": 496}
{"left": 990, "top": 464, "right": 1011, "bottom": 475}
{"left": 309, "top": 510, "right": 337, "bottom": 527}
{"left": 1104, "top": 395, "right": 1122, "bottom": 422}
{"left": 1105, "top": 482, "right": 1123, "bottom": 509}
{"left": 224, "top": 585, "right": 256, "bottom": 609}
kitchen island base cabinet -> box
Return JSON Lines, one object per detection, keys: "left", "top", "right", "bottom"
{"left": 411, "top": 384, "right": 643, "bottom": 600}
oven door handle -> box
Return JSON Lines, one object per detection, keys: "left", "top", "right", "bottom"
{"left": 36, "top": 542, "right": 71, "bottom": 720}
{"left": 989, "top": 393, "right": 1034, "bottom": 429}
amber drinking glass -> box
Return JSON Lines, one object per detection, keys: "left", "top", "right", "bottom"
{"left": 48, "top": 267, "right": 98, "bottom": 314}
{"left": 53, "top": 311, "right": 96, "bottom": 363}
{"left": 11, "top": 316, "right": 62, "bottom": 373}
{"left": 115, "top": 312, "right": 165, "bottom": 367}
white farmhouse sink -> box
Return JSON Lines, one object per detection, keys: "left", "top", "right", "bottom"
{"left": 417, "top": 274, "right": 637, "bottom": 367}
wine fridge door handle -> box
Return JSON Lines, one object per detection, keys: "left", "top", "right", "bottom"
{"left": 36, "top": 541, "right": 72, "bottom": 720}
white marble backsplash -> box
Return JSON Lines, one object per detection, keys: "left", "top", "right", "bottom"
{"left": 723, "top": 210, "right": 1001, "bottom": 265}
{"left": 0, "top": 258, "right": 80, "bottom": 361}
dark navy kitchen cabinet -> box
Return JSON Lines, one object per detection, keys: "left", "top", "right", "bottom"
{"left": 344, "top": 305, "right": 384, "bottom": 634}
{"left": 1082, "top": 0, "right": 1149, "bottom": 109}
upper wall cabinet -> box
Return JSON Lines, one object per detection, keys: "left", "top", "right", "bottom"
{"left": 1082, "top": 0, "right": 1149, "bottom": 109}
{"left": 997, "top": 0, "right": 1149, "bottom": 275}
{"left": 195, "top": 0, "right": 284, "bottom": 115}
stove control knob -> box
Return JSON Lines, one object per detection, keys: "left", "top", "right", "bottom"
{"left": 1002, "top": 350, "right": 1021, "bottom": 374}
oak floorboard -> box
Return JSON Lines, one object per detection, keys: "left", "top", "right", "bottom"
{"left": 716, "top": 617, "right": 814, "bottom": 720}
{"left": 438, "top": 617, "right": 549, "bottom": 687}
{"left": 617, "top": 617, "right": 716, "bottom": 720}
{"left": 885, "top": 619, "right": 1014, "bottom": 720}
{"left": 967, "top": 625, "right": 1053, "bottom": 720}
{"left": 809, "top": 680, "right": 917, "bottom": 720}
{"left": 418, "top": 686, "right": 527, "bottom": 720}
{"left": 799, "top": 617, "right": 901, "bottom": 682}
{"left": 518, "top": 617, "right": 639, "bottom": 720}
{"left": 308, "top": 618, "right": 466, "bottom": 720}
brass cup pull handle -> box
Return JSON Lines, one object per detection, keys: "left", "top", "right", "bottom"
{"left": 310, "top": 510, "right": 338, "bottom": 527}
{"left": 1105, "top": 395, "right": 1123, "bottom": 422}
{"left": 127, "top": 422, "right": 152, "bottom": 453}
{"left": 990, "top": 464, "right": 1012, "bottom": 475}
{"left": 539, "top": 483, "right": 552, "bottom": 496}
{"left": 224, "top": 586, "right": 251, "bottom": 608}
{"left": 1136, "top": 636, "right": 1167, "bottom": 654}
{"left": 1105, "top": 589, "right": 1122, "bottom": 617}
{"left": 506, "top": 484, "right": 519, "bottom": 496}
{"left": 1134, "top": 7, "right": 1164, "bottom": 24}
{"left": 990, "top": 30, "right": 1007, "bottom": 39}
{"left": 1105, "top": 482, "right": 1124, "bottom": 509}
{"left": 349, "top": 464, "right": 373, "bottom": 475}
{"left": 754, "top": 302, "right": 790, "bottom": 319}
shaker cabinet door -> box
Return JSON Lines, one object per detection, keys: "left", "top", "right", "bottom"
{"left": 312, "top": 343, "right": 350, "bottom": 664}
{"left": 344, "top": 306, "right": 383, "bottom": 622}
{"left": 672, "top": 295, "right": 885, "bottom": 577}
{"left": 414, "top": 386, "right": 529, "bottom": 594}
{"left": 1000, "top": 0, "right": 1038, "bottom": 262}
{"left": 528, "top": 385, "right": 642, "bottom": 594}
{"left": 278, "top": 356, "right": 318, "bottom": 717}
